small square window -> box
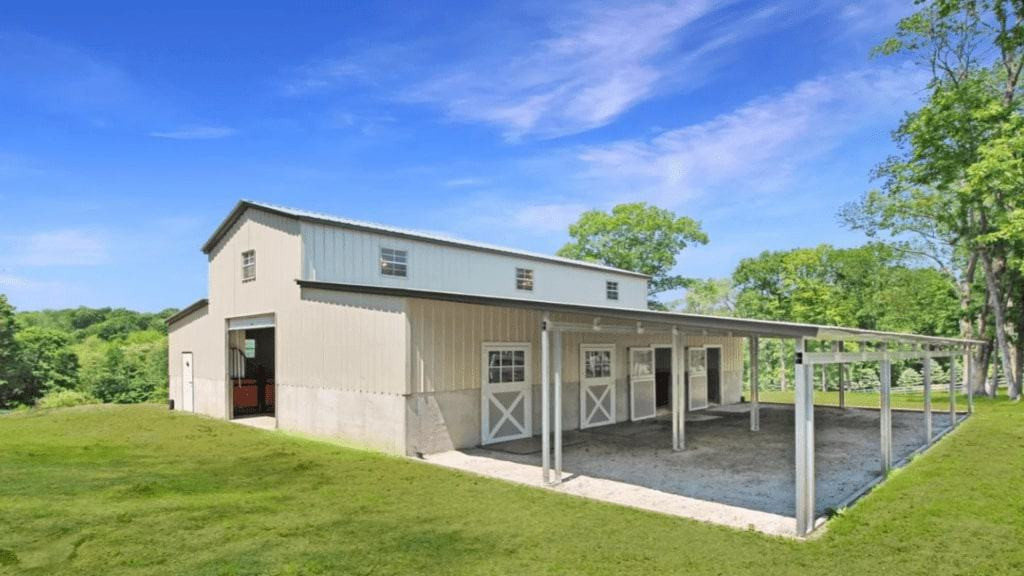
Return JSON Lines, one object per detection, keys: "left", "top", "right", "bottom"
{"left": 380, "top": 248, "right": 408, "bottom": 277}
{"left": 515, "top": 268, "right": 534, "bottom": 291}
{"left": 606, "top": 281, "right": 619, "bottom": 300}
{"left": 242, "top": 250, "right": 256, "bottom": 283}
{"left": 244, "top": 338, "right": 256, "bottom": 359}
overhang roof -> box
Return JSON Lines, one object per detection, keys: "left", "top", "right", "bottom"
{"left": 165, "top": 298, "right": 209, "bottom": 326}
{"left": 297, "top": 280, "right": 986, "bottom": 347}
{"left": 201, "top": 200, "right": 651, "bottom": 279}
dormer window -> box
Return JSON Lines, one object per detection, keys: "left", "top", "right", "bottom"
{"left": 241, "top": 250, "right": 256, "bottom": 283}
{"left": 380, "top": 247, "right": 408, "bottom": 277}
{"left": 606, "top": 281, "right": 619, "bottom": 300}
{"left": 516, "top": 268, "right": 534, "bottom": 291}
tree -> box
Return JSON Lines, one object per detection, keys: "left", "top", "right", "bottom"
{"left": 13, "top": 327, "right": 79, "bottom": 404}
{"left": 677, "top": 278, "right": 736, "bottom": 316}
{"left": 557, "top": 203, "right": 708, "bottom": 306}
{"left": 0, "top": 295, "right": 24, "bottom": 408}
{"left": 847, "top": 0, "right": 1024, "bottom": 398}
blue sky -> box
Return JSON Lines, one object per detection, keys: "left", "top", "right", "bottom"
{"left": 0, "top": 0, "right": 925, "bottom": 312}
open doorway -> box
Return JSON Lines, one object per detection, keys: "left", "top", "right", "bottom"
{"left": 707, "top": 346, "right": 722, "bottom": 405}
{"left": 229, "top": 327, "right": 275, "bottom": 419}
{"left": 654, "top": 347, "right": 673, "bottom": 408}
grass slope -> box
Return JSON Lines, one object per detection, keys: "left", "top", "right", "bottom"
{"left": 0, "top": 400, "right": 1022, "bottom": 575}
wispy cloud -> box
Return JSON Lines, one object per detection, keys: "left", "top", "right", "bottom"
{"left": 148, "top": 124, "right": 237, "bottom": 140}
{"left": 405, "top": 1, "right": 742, "bottom": 140}
{"left": 1, "top": 229, "right": 110, "bottom": 266}
{"left": 442, "top": 177, "right": 486, "bottom": 188}
{"left": 572, "top": 66, "right": 929, "bottom": 206}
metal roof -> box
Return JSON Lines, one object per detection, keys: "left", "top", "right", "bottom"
{"left": 297, "top": 280, "right": 986, "bottom": 346}
{"left": 201, "top": 200, "right": 651, "bottom": 279}
{"left": 165, "top": 298, "right": 209, "bottom": 326}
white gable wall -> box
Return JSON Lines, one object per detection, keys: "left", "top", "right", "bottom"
{"left": 300, "top": 222, "right": 649, "bottom": 309}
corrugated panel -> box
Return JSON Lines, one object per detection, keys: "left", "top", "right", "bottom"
{"left": 300, "top": 221, "right": 649, "bottom": 309}
{"left": 409, "top": 299, "right": 748, "bottom": 394}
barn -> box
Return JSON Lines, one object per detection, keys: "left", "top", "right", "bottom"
{"left": 167, "top": 200, "right": 982, "bottom": 536}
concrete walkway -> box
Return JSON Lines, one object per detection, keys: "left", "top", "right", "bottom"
{"left": 424, "top": 449, "right": 800, "bottom": 536}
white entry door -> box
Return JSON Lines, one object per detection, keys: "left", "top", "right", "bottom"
{"left": 181, "top": 352, "right": 195, "bottom": 412}
{"left": 688, "top": 347, "right": 709, "bottom": 410}
{"left": 481, "top": 344, "right": 532, "bottom": 444}
{"left": 580, "top": 344, "right": 615, "bottom": 428}
{"left": 629, "top": 347, "right": 656, "bottom": 421}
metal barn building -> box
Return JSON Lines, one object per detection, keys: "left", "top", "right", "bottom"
{"left": 167, "top": 200, "right": 982, "bottom": 537}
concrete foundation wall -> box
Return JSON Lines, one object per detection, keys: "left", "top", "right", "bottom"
{"left": 277, "top": 384, "right": 407, "bottom": 454}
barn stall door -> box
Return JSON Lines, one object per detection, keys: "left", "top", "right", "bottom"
{"left": 629, "top": 347, "right": 656, "bottom": 421}
{"left": 580, "top": 345, "right": 616, "bottom": 428}
{"left": 481, "top": 345, "right": 532, "bottom": 444}
{"left": 181, "top": 352, "right": 195, "bottom": 412}
{"left": 688, "top": 347, "right": 709, "bottom": 410}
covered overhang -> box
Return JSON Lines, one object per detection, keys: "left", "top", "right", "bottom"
{"left": 299, "top": 279, "right": 984, "bottom": 537}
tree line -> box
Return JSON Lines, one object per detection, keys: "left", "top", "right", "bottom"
{"left": 0, "top": 294, "right": 178, "bottom": 409}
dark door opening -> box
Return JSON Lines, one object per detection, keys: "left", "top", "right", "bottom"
{"left": 230, "top": 327, "right": 275, "bottom": 418}
{"left": 707, "top": 347, "right": 722, "bottom": 405}
{"left": 655, "top": 347, "right": 672, "bottom": 407}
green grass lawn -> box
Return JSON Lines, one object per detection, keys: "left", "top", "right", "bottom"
{"left": 1, "top": 400, "right": 1022, "bottom": 575}
{"left": 756, "top": 389, "right": 969, "bottom": 411}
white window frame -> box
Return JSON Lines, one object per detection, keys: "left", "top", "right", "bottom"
{"left": 606, "top": 280, "right": 619, "bottom": 300}
{"left": 380, "top": 247, "right": 408, "bottom": 278}
{"left": 515, "top": 267, "right": 534, "bottom": 291}
{"left": 241, "top": 250, "right": 256, "bottom": 283}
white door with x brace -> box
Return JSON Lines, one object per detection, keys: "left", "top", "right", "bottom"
{"left": 580, "top": 344, "right": 616, "bottom": 428}
{"left": 481, "top": 344, "right": 532, "bottom": 444}
{"left": 630, "top": 347, "right": 657, "bottom": 421}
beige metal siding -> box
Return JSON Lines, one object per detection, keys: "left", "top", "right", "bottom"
{"left": 167, "top": 305, "right": 223, "bottom": 416}
{"left": 301, "top": 221, "right": 649, "bottom": 309}
{"left": 407, "top": 298, "right": 746, "bottom": 399}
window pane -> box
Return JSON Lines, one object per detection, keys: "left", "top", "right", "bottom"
{"left": 512, "top": 367, "right": 525, "bottom": 382}
{"left": 501, "top": 367, "right": 514, "bottom": 382}
{"left": 488, "top": 368, "right": 501, "bottom": 384}
{"left": 513, "top": 350, "right": 525, "bottom": 366}
{"left": 488, "top": 351, "right": 501, "bottom": 368}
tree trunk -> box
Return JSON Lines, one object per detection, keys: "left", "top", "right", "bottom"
{"left": 960, "top": 253, "right": 977, "bottom": 392}
{"left": 982, "top": 251, "right": 1019, "bottom": 398}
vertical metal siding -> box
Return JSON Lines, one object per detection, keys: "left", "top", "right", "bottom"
{"left": 408, "top": 299, "right": 746, "bottom": 395}
{"left": 300, "top": 221, "right": 649, "bottom": 309}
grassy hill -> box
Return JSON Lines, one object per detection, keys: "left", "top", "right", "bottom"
{"left": 0, "top": 399, "right": 1021, "bottom": 575}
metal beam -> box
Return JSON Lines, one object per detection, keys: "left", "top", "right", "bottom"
{"left": 950, "top": 355, "right": 957, "bottom": 425}
{"left": 553, "top": 330, "right": 563, "bottom": 483}
{"left": 880, "top": 343, "right": 892, "bottom": 474}
{"left": 837, "top": 341, "right": 846, "bottom": 409}
{"left": 750, "top": 336, "right": 760, "bottom": 432}
{"left": 802, "top": 347, "right": 968, "bottom": 365}
{"left": 923, "top": 353, "right": 933, "bottom": 444}
{"left": 541, "top": 314, "right": 551, "bottom": 485}
{"left": 795, "top": 337, "right": 815, "bottom": 536}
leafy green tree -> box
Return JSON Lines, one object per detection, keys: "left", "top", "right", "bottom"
{"left": 848, "top": 0, "right": 1024, "bottom": 398}
{"left": 0, "top": 295, "right": 25, "bottom": 408}
{"left": 558, "top": 203, "right": 708, "bottom": 306}
{"left": 677, "top": 278, "right": 736, "bottom": 316}
{"left": 14, "top": 327, "right": 79, "bottom": 403}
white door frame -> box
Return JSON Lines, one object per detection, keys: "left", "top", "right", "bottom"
{"left": 688, "top": 347, "right": 709, "bottom": 411}
{"left": 481, "top": 343, "right": 532, "bottom": 444}
{"left": 629, "top": 347, "right": 657, "bottom": 421}
{"left": 579, "top": 344, "right": 616, "bottom": 429}
{"left": 653, "top": 344, "right": 674, "bottom": 411}
{"left": 181, "top": 352, "right": 195, "bottom": 413}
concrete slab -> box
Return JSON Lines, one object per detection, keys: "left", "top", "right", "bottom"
{"left": 230, "top": 415, "right": 277, "bottom": 430}
{"left": 423, "top": 404, "right": 959, "bottom": 537}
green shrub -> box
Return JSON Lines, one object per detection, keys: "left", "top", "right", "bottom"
{"left": 35, "top": 389, "right": 98, "bottom": 409}
{"left": 897, "top": 367, "right": 924, "bottom": 388}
